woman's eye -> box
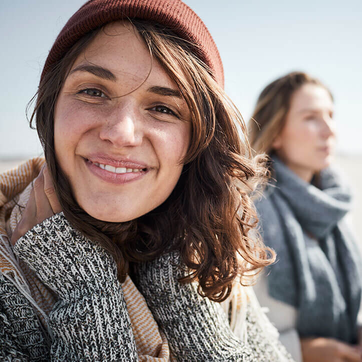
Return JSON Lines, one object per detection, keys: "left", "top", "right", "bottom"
{"left": 304, "top": 115, "right": 317, "bottom": 121}
{"left": 78, "top": 88, "right": 107, "bottom": 98}
{"left": 151, "top": 105, "right": 177, "bottom": 117}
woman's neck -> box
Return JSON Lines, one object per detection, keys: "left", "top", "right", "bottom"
{"left": 285, "top": 164, "right": 314, "bottom": 183}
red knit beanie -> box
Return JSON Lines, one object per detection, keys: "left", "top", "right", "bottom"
{"left": 42, "top": 0, "right": 224, "bottom": 87}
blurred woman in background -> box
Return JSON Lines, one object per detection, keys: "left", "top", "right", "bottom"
{"left": 249, "top": 71, "right": 362, "bottom": 362}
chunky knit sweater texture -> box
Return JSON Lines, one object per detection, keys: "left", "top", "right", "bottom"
{"left": 0, "top": 213, "right": 293, "bottom": 361}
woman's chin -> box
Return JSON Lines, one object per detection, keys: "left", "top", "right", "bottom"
{"left": 92, "top": 213, "right": 135, "bottom": 223}
{"left": 321, "top": 154, "right": 334, "bottom": 169}
{"left": 81, "top": 207, "right": 136, "bottom": 223}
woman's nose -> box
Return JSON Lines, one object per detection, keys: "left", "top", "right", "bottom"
{"left": 99, "top": 104, "right": 142, "bottom": 147}
{"left": 321, "top": 116, "right": 335, "bottom": 139}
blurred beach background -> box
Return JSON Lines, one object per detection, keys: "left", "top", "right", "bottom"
{"left": 1, "top": 1, "right": 361, "bottom": 245}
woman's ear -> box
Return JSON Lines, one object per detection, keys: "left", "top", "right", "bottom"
{"left": 271, "top": 135, "right": 282, "bottom": 150}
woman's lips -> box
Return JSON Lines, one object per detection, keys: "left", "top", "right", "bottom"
{"left": 85, "top": 158, "right": 148, "bottom": 184}
{"left": 318, "top": 146, "right": 332, "bottom": 154}
{"left": 86, "top": 154, "right": 149, "bottom": 169}
{"left": 91, "top": 161, "right": 144, "bottom": 174}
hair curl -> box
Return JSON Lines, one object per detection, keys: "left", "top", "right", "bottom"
{"left": 30, "top": 20, "right": 274, "bottom": 302}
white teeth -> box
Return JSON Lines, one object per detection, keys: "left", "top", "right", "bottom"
{"left": 105, "top": 165, "right": 116, "bottom": 172}
{"left": 93, "top": 161, "right": 143, "bottom": 174}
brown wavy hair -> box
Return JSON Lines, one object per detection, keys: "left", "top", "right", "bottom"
{"left": 249, "top": 71, "right": 333, "bottom": 155}
{"left": 30, "top": 20, "right": 274, "bottom": 302}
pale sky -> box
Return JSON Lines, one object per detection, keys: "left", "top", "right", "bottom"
{"left": 1, "top": 0, "right": 361, "bottom": 158}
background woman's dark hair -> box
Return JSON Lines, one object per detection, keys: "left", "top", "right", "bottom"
{"left": 30, "top": 20, "right": 274, "bottom": 302}
{"left": 248, "top": 71, "right": 333, "bottom": 155}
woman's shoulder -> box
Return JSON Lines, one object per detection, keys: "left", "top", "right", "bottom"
{"left": 224, "top": 285, "right": 294, "bottom": 361}
{"left": 0, "top": 157, "right": 44, "bottom": 209}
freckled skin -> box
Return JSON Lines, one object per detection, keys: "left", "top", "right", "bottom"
{"left": 272, "top": 84, "right": 336, "bottom": 182}
{"left": 54, "top": 21, "right": 191, "bottom": 222}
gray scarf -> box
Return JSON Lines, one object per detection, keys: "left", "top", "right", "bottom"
{"left": 259, "top": 156, "right": 362, "bottom": 343}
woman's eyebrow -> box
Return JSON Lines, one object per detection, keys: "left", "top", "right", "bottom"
{"left": 68, "top": 67, "right": 182, "bottom": 98}
{"left": 69, "top": 64, "right": 117, "bottom": 81}
{"left": 297, "top": 108, "right": 321, "bottom": 114}
{"left": 148, "top": 86, "right": 182, "bottom": 98}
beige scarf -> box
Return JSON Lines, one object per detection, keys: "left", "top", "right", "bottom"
{"left": 0, "top": 158, "right": 170, "bottom": 361}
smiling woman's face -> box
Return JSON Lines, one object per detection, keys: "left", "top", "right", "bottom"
{"left": 54, "top": 21, "right": 191, "bottom": 222}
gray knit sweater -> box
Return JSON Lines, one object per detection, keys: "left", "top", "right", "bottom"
{"left": 0, "top": 213, "right": 293, "bottom": 361}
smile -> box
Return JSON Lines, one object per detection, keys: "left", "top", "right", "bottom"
{"left": 85, "top": 157, "right": 148, "bottom": 185}
{"left": 93, "top": 162, "right": 143, "bottom": 174}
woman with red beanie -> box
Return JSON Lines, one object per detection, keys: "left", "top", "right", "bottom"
{"left": 0, "top": 1, "right": 292, "bottom": 360}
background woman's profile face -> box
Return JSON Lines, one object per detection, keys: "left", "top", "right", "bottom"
{"left": 272, "top": 83, "right": 335, "bottom": 181}
{"left": 53, "top": 21, "right": 191, "bottom": 222}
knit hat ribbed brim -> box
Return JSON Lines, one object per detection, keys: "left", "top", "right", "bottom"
{"left": 41, "top": 0, "right": 224, "bottom": 87}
